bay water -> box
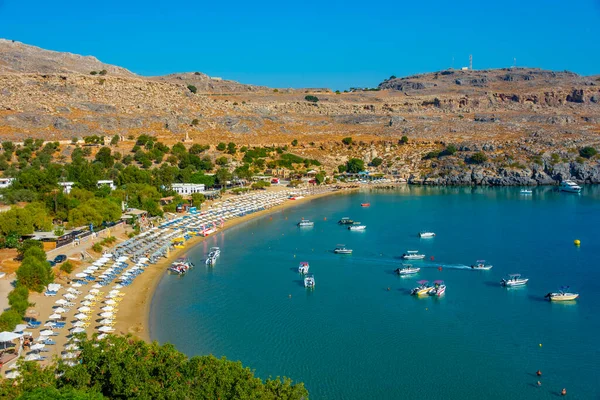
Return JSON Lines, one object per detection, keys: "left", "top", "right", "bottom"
{"left": 150, "top": 186, "right": 600, "bottom": 399}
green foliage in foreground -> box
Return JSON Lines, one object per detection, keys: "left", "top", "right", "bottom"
{"left": 579, "top": 146, "right": 597, "bottom": 159}
{"left": 0, "top": 335, "right": 309, "bottom": 400}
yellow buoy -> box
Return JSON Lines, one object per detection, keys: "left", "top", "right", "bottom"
{"left": 574, "top": 239, "right": 581, "bottom": 246}
{"left": 539, "top": 343, "right": 542, "bottom": 347}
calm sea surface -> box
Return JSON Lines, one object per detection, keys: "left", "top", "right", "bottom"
{"left": 150, "top": 186, "right": 600, "bottom": 399}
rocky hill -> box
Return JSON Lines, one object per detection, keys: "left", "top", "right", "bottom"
{"left": 0, "top": 41, "right": 599, "bottom": 185}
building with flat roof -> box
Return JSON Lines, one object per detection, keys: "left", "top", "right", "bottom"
{"left": 171, "top": 183, "right": 205, "bottom": 195}
{"left": 59, "top": 182, "right": 75, "bottom": 194}
{"left": 97, "top": 180, "right": 116, "bottom": 190}
{"left": 0, "top": 177, "right": 14, "bottom": 189}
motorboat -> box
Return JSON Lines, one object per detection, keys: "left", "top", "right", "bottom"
{"left": 338, "top": 217, "right": 354, "bottom": 225}
{"left": 401, "top": 250, "right": 425, "bottom": 260}
{"left": 297, "top": 219, "right": 314, "bottom": 227}
{"left": 361, "top": 203, "right": 370, "bottom": 207}
{"left": 304, "top": 274, "right": 315, "bottom": 288}
{"left": 500, "top": 274, "right": 529, "bottom": 287}
{"left": 298, "top": 262, "right": 310, "bottom": 274}
{"left": 348, "top": 223, "right": 366, "bottom": 231}
{"left": 168, "top": 258, "right": 193, "bottom": 275}
{"left": 471, "top": 260, "right": 493, "bottom": 270}
{"left": 395, "top": 264, "right": 420, "bottom": 275}
{"left": 429, "top": 280, "right": 446, "bottom": 296}
{"left": 334, "top": 245, "right": 353, "bottom": 254}
{"left": 559, "top": 180, "right": 582, "bottom": 193}
{"left": 205, "top": 248, "right": 220, "bottom": 266}
{"left": 545, "top": 286, "right": 579, "bottom": 301}
{"left": 419, "top": 232, "right": 436, "bottom": 238}
{"left": 520, "top": 189, "right": 533, "bottom": 194}
{"left": 410, "top": 280, "right": 432, "bottom": 296}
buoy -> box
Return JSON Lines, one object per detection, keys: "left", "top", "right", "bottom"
{"left": 574, "top": 239, "right": 580, "bottom": 246}
{"left": 561, "top": 388, "right": 567, "bottom": 396}
{"left": 425, "top": 308, "right": 428, "bottom": 311}
{"left": 430, "top": 256, "right": 435, "bottom": 261}
{"left": 288, "top": 294, "right": 292, "bottom": 298}
{"left": 536, "top": 370, "right": 542, "bottom": 377}
{"left": 438, "top": 267, "right": 443, "bottom": 271}
{"left": 537, "top": 381, "right": 542, "bottom": 387}
{"left": 539, "top": 343, "right": 542, "bottom": 347}
{"left": 324, "top": 217, "right": 327, "bottom": 221}
{"left": 294, "top": 255, "right": 296, "bottom": 258}
{"left": 387, "top": 287, "right": 390, "bottom": 291}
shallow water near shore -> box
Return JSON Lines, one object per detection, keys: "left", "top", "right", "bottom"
{"left": 150, "top": 186, "right": 600, "bottom": 399}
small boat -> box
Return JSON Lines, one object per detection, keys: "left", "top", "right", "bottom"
{"left": 401, "top": 250, "right": 425, "bottom": 260}
{"left": 205, "top": 247, "right": 220, "bottom": 266}
{"left": 338, "top": 217, "right": 354, "bottom": 225}
{"left": 168, "top": 258, "right": 194, "bottom": 275}
{"left": 334, "top": 245, "right": 353, "bottom": 254}
{"left": 361, "top": 203, "right": 370, "bottom": 207}
{"left": 297, "top": 219, "right": 314, "bottom": 227}
{"left": 429, "top": 280, "right": 446, "bottom": 296}
{"left": 500, "top": 274, "right": 529, "bottom": 287}
{"left": 304, "top": 274, "right": 315, "bottom": 288}
{"left": 418, "top": 232, "right": 436, "bottom": 238}
{"left": 520, "top": 189, "right": 533, "bottom": 194}
{"left": 298, "top": 262, "right": 310, "bottom": 274}
{"left": 395, "top": 264, "right": 420, "bottom": 275}
{"left": 348, "top": 223, "right": 366, "bottom": 231}
{"left": 559, "top": 180, "right": 582, "bottom": 193}
{"left": 411, "top": 280, "right": 432, "bottom": 296}
{"left": 471, "top": 260, "right": 493, "bottom": 270}
{"left": 545, "top": 286, "right": 579, "bottom": 301}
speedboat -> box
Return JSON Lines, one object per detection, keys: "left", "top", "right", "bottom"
{"left": 500, "top": 274, "right": 529, "bottom": 287}
{"left": 429, "top": 280, "right": 446, "bottom": 296}
{"left": 411, "top": 280, "right": 432, "bottom": 296}
{"left": 297, "top": 219, "right": 314, "bottom": 227}
{"left": 168, "top": 259, "right": 193, "bottom": 275}
{"left": 559, "top": 180, "right": 582, "bottom": 193}
{"left": 520, "top": 189, "right": 532, "bottom": 194}
{"left": 395, "top": 264, "right": 420, "bottom": 275}
{"left": 348, "top": 223, "right": 366, "bottom": 231}
{"left": 334, "top": 245, "right": 353, "bottom": 254}
{"left": 545, "top": 286, "right": 579, "bottom": 301}
{"left": 419, "top": 232, "right": 435, "bottom": 238}
{"left": 338, "top": 217, "right": 354, "bottom": 225}
{"left": 304, "top": 274, "right": 315, "bottom": 288}
{"left": 401, "top": 250, "right": 425, "bottom": 260}
{"left": 471, "top": 260, "right": 493, "bottom": 270}
{"left": 298, "top": 262, "right": 309, "bottom": 274}
{"left": 361, "top": 203, "right": 370, "bottom": 207}
{"left": 205, "top": 248, "right": 220, "bottom": 266}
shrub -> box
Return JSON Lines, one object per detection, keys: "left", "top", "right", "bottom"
{"left": 346, "top": 158, "right": 365, "bottom": 173}
{"left": 91, "top": 242, "right": 103, "bottom": 253}
{"left": 273, "top": 89, "right": 279, "bottom": 93}
{"left": 550, "top": 153, "right": 561, "bottom": 164}
{"left": 399, "top": 136, "right": 409, "bottom": 145}
{"left": 17, "top": 239, "right": 44, "bottom": 260}
{"left": 291, "top": 139, "right": 298, "bottom": 146}
{"left": 469, "top": 152, "right": 488, "bottom": 164}
{"left": 187, "top": 84, "right": 197, "bottom": 94}
{"left": 338, "top": 164, "right": 347, "bottom": 173}
{"left": 226, "top": 142, "right": 237, "bottom": 155}
{"left": 98, "top": 69, "right": 107, "bottom": 75}
{"left": 0, "top": 309, "right": 23, "bottom": 331}
{"left": 90, "top": 71, "right": 98, "bottom": 75}
{"left": 342, "top": 137, "right": 353, "bottom": 145}
{"left": 191, "top": 118, "right": 199, "bottom": 126}
{"left": 216, "top": 142, "right": 226, "bottom": 151}
{"left": 370, "top": 157, "right": 383, "bottom": 167}
{"left": 442, "top": 144, "right": 457, "bottom": 156}
{"left": 579, "top": 146, "right": 597, "bottom": 159}
{"left": 305, "top": 95, "right": 319, "bottom": 103}
{"left": 216, "top": 156, "right": 228, "bottom": 166}
{"left": 422, "top": 151, "right": 440, "bottom": 160}
{"left": 251, "top": 181, "right": 271, "bottom": 190}
{"left": 60, "top": 261, "right": 74, "bottom": 274}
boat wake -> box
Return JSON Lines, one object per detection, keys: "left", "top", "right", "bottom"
{"left": 419, "top": 262, "right": 472, "bottom": 270}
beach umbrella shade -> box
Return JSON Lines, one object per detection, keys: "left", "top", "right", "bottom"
{"left": 67, "top": 288, "right": 80, "bottom": 293}
{"left": 39, "top": 330, "right": 54, "bottom": 336}
{"left": 104, "top": 299, "right": 116, "bottom": 305}
{"left": 74, "top": 313, "right": 88, "bottom": 320}
{"left": 97, "top": 333, "right": 108, "bottom": 340}
{"left": 64, "top": 294, "right": 77, "bottom": 299}
{"left": 36, "top": 335, "right": 49, "bottom": 342}
{"left": 84, "top": 295, "right": 96, "bottom": 300}
{"left": 71, "top": 283, "right": 82, "bottom": 288}
{"left": 13, "top": 324, "right": 28, "bottom": 332}
{"left": 48, "top": 314, "right": 61, "bottom": 320}
{"left": 0, "top": 331, "right": 21, "bottom": 342}
{"left": 24, "top": 354, "right": 41, "bottom": 361}
{"left": 30, "top": 343, "right": 45, "bottom": 351}
{"left": 99, "top": 319, "right": 113, "bottom": 325}
{"left": 44, "top": 321, "right": 56, "bottom": 327}
{"left": 65, "top": 343, "right": 79, "bottom": 351}
{"left": 100, "top": 312, "right": 113, "bottom": 318}
{"left": 75, "top": 273, "right": 87, "bottom": 278}
{"left": 77, "top": 306, "right": 91, "bottom": 313}
{"left": 98, "top": 326, "right": 114, "bottom": 333}
{"left": 92, "top": 284, "right": 103, "bottom": 289}
{"left": 89, "top": 289, "right": 100, "bottom": 294}
{"left": 81, "top": 301, "right": 93, "bottom": 306}
{"left": 71, "top": 327, "right": 86, "bottom": 334}
{"left": 54, "top": 307, "right": 67, "bottom": 314}
{"left": 55, "top": 299, "right": 68, "bottom": 305}
{"left": 5, "top": 370, "right": 21, "bottom": 379}
{"left": 101, "top": 306, "right": 114, "bottom": 312}
{"left": 72, "top": 321, "right": 86, "bottom": 328}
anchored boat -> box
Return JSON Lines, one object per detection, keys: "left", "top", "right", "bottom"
{"left": 429, "top": 280, "right": 446, "bottom": 296}
{"left": 297, "top": 219, "right": 314, "bottom": 227}
{"left": 545, "top": 286, "right": 579, "bottom": 301}
{"left": 395, "top": 264, "right": 420, "bottom": 275}
{"left": 348, "top": 223, "right": 366, "bottom": 231}
{"left": 334, "top": 245, "right": 353, "bottom": 254}
{"left": 411, "top": 280, "right": 432, "bottom": 296}
{"left": 401, "top": 250, "right": 425, "bottom": 260}
{"left": 418, "top": 232, "right": 436, "bottom": 238}
{"left": 298, "top": 262, "right": 310, "bottom": 274}
{"left": 500, "top": 274, "right": 529, "bottom": 287}
{"left": 338, "top": 217, "right": 354, "bottom": 225}
{"left": 205, "top": 247, "right": 220, "bottom": 266}
{"left": 304, "top": 274, "right": 315, "bottom": 288}
{"left": 471, "top": 260, "right": 493, "bottom": 270}
{"left": 559, "top": 180, "right": 582, "bottom": 193}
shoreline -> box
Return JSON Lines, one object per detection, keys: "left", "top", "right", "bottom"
{"left": 114, "top": 187, "right": 358, "bottom": 342}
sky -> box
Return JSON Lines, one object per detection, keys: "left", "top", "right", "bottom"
{"left": 0, "top": 0, "right": 599, "bottom": 89}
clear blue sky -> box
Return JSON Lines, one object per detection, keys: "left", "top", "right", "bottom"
{"left": 1, "top": 0, "right": 599, "bottom": 89}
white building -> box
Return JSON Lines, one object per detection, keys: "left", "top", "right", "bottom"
{"left": 0, "top": 177, "right": 15, "bottom": 189}
{"left": 171, "top": 183, "right": 205, "bottom": 195}
{"left": 97, "top": 180, "right": 116, "bottom": 190}
{"left": 59, "top": 182, "right": 75, "bottom": 194}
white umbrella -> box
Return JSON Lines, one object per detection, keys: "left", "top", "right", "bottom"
{"left": 71, "top": 283, "right": 82, "bottom": 288}
{"left": 99, "top": 319, "right": 113, "bottom": 325}
{"left": 13, "top": 324, "right": 28, "bottom": 332}
{"left": 101, "top": 306, "right": 114, "bottom": 312}
{"left": 36, "top": 335, "right": 49, "bottom": 342}
{"left": 55, "top": 299, "right": 68, "bottom": 305}
{"left": 109, "top": 290, "right": 120, "bottom": 295}
{"left": 0, "top": 331, "right": 21, "bottom": 342}
{"left": 55, "top": 307, "right": 67, "bottom": 314}
{"left": 67, "top": 288, "right": 79, "bottom": 293}
{"left": 81, "top": 301, "right": 93, "bottom": 306}
{"left": 44, "top": 322, "right": 56, "bottom": 327}
{"left": 30, "top": 343, "right": 45, "bottom": 351}
{"left": 74, "top": 313, "right": 88, "bottom": 320}
{"left": 100, "top": 312, "right": 113, "bottom": 318}
{"left": 117, "top": 256, "right": 128, "bottom": 262}
{"left": 71, "top": 327, "right": 86, "bottom": 334}
{"left": 92, "top": 283, "right": 103, "bottom": 289}
{"left": 64, "top": 293, "right": 76, "bottom": 299}
{"left": 89, "top": 289, "right": 100, "bottom": 294}
{"left": 24, "top": 354, "right": 41, "bottom": 361}
{"left": 98, "top": 326, "right": 114, "bottom": 333}
{"left": 87, "top": 266, "right": 99, "bottom": 271}
{"left": 96, "top": 333, "right": 108, "bottom": 340}
{"left": 65, "top": 343, "right": 79, "bottom": 351}
{"left": 75, "top": 273, "right": 87, "bottom": 278}
{"left": 84, "top": 294, "right": 96, "bottom": 300}
{"left": 103, "top": 253, "right": 113, "bottom": 259}
{"left": 5, "top": 370, "right": 20, "bottom": 379}
{"left": 39, "top": 330, "right": 54, "bottom": 336}
{"left": 72, "top": 321, "right": 86, "bottom": 328}
{"left": 48, "top": 314, "right": 61, "bottom": 320}
{"left": 77, "top": 306, "right": 91, "bottom": 312}
{"left": 62, "top": 352, "right": 77, "bottom": 359}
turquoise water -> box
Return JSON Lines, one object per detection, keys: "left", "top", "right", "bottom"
{"left": 150, "top": 186, "right": 600, "bottom": 399}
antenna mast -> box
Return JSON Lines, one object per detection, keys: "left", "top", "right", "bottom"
{"left": 469, "top": 54, "right": 473, "bottom": 70}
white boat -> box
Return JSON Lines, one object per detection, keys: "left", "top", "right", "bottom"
{"left": 429, "top": 280, "right": 446, "bottom": 296}
{"left": 411, "top": 280, "right": 432, "bottom": 296}
{"left": 559, "top": 180, "right": 582, "bottom": 193}
{"left": 338, "top": 217, "right": 354, "bottom": 225}
{"left": 334, "top": 245, "right": 353, "bottom": 254}
{"left": 304, "top": 274, "right": 315, "bottom": 288}
{"left": 500, "top": 274, "right": 529, "bottom": 287}
{"left": 471, "top": 260, "right": 493, "bottom": 270}
{"left": 297, "top": 219, "right": 314, "bottom": 227}
{"left": 520, "top": 189, "right": 532, "bottom": 194}
{"left": 419, "top": 232, "right": 436, "bottom": 238}
{"left": 395, "top": 264, "right": 420, "bottom": 275}
{"left": 401, "top": 250, "right": 425, "bottom": 260}
{"left": 205, "top": 248, "right": 220, "bottom": 266}
{"left": 348, "top": 223, "right": 366, "bottom": 231}
{"left": 545, "top": 286, "right": 579, "bottom": 301}
{"left": 298, "top": 262, "right": 309, "bottom": 274}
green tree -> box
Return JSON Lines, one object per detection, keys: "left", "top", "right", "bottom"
{"left": 60, "top": 261, "right": 74, "bottom": 274}
{"left": 215, "top": 168, "right": 232, "bottom": 185}
{"left": 579, "top": 146, "right": 597, "bottom": 159}
{"left": 305, "top": 95, "right": 319, "bottom": 103}
{"left": 110, "top": 135, "right": 119, "bottom": 146}
{"left": 291, "top": 139, "right": 298, "bottom": 146}
{"left": 215, "top": 156, "right": 228, "bottom": 166}
{"left": 187, "top": 84, "right": 197, "bottom": 93}
{"left": 94, "top": 147, "right": 113, "bottom": 168}
{"left": 17, "top": 239, "right": 44, "bottom": 259}
{"left": 191, "top": 193, "right": 206, "bottom": 207}
{"left": 226, "top": 142, "right": 237, "bottom": 155}
{"left": 216, "top": 142, "right": 226, "bottom": 151}
{"left": 0, "top": 309, "right": 23, "bottom": 332}
{"left": 346, "top": 158, "right": 365, "bottom": 173}
{"left": 370, "top": 157, "right": 383, "bottom": 167}
{"left": 342, "top": 137, "right": 353, "bottom": 145}
{"left": 338, "top": 164, "right": 347, "bottom": 173}
{"left": 469, "top": 151, "right": 488, "bottom": 164}
{"left": 399, "top": 136, "right": 409, "bottom": 145}
{"left": 16, "top": 256, "right": 54, "bottom": 292}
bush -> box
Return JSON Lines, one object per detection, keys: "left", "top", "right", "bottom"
{"left": 0, "top": 309, "right": 23, "bottom": 332}
{"left": 216, "top": 142, "right": 226, "bottom": 151}
{"left": 399, "top": 136, "right": 409, "bottom": 145}
{"left": 216, "top": 156, "right": 228, "bottom": 166}
{"left": 305, "top": 95, "right": 319, "bottom": 103}
{"left": 342, "top": 137, "right": 353, "bottom": 145}
{"left": 98, "top": 69, "right": 107, "bottom": 76}
{"left": 187, "top": 85, "right": 197, "bottom": 94}
{"left": 370, "top": 157, "right": 383, "bottom": 167}
{"left": 60, "top": 261, "right": 74, "bottom": 274}
{"left": 579, "top": 146, "right": 597, "bottom": 159}
{"left": 338, "top": 164, "right": 347, "bottom": 173}
{"left": 191, "top": 118, "right": 199, "bottom": 126}
{"left": 16, "top": 257, "right": 54, "bottom": 292}
{"left": 469, "top": 152, "right": 488, "bottom": 164}
{"left": 17, "top": 239, "right": 44, "bottom": 260}
{"left": 422, "top": 151, "right": 440, "bottom": 160}
{"left": 291, "top": 139, "right": 298, "bottom": 146}
{"left": 91, "top": 243, "right": 103, "bottom": 253}
{"left": 441, "top": 144, "right": 457, "bottom": 156}
{"left": 90, "top": 71, "right": 98, "bottom": 75}
{"left": 346, "top": 158, "right": 365, "bottom": 173}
